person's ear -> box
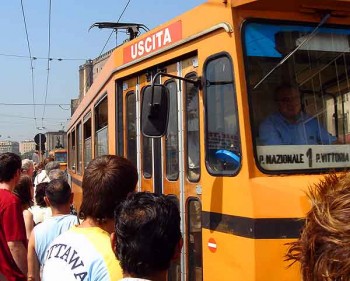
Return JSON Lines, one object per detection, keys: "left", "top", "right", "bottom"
{"left": 110, "top": 232, "right": 118, "bottom": 258}
{"left": 44, "top": 196, "right": 51, "bottom": 207}
{"left": 15, "top": 169, "right": 21, "bottom": 182}
{"left": 172, "top": 237, "right": 183, "bottom": 260}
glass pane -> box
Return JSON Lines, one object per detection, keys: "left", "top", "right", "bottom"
{"left": 95, "top": 126, "right": 108, "bottom": 157}
{"left": 126, "top": 92, "right": 137, "bottom": 167}
{"left": 76, "top": 123, "right": 82, "bottom": 174}
{"left": 95, "top": 98, "right": 108, "bottom": 131}
{"left": 205, "top": 55, "right": 241, "bottom": 174}
{"left": 143, "top": 136, "right": 152, "bottom": 178}
{"left": 185, "top": 75, "right": 200, "bottom": 181}
{"left": 188, "top": 200, "right": 203, "bottom": 281}
{"left": 117, "top": 84, "right": 124, "bottom": 156}
{"left": 142, "top": 85, "right": 152, "bottom": 178}
{"left": 55, "top": 152, "right": 67, "bottom": 163}
{"left": 166, "top": 81, "right": 179, "bottom": 180}
{"left": 244, "top": 22, "right": 350, "bottom": 172}
{"left": 168, "top": 195, "right": 181, "bottom": 281}
{"left": 95, "top": 97, "right": 108, "bottom": 157}
{"left": 69, "top": 131, "right": 76, "bottom": 171}
{"left": 83, "top": 118, "right": 92, "bottom": 169}
{"left": 84, "top": 137, "right": 92, "bottom": 168}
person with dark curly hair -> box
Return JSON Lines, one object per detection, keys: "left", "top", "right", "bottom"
{"left": 13, "top": 174, "right": 34, "bottom": 240}
{"left": 285, "top": 173, "right": 350, "bottom": 281}
{"left": 112, "top": 192, "right": 183, "bottom": 281}
{"left": 42, "top": 155, "right": 138, "bottom": 281}
{"left": 30, "top": 182, "right": 52, "bottom": 225}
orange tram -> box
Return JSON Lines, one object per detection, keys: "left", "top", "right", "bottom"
{"left": 49, "top": 148, "right": 68, "bottom": 170}
{"left": 67, "top": 0, "right": 350, "bottom": 280}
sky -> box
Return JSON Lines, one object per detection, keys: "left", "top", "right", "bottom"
{"left": 0, "top": 0, "right": 205, "bottom": 142}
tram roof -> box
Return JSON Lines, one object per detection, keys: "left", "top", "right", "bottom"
{"left": 228, "top": 0, "right": 350, "bottom": 11}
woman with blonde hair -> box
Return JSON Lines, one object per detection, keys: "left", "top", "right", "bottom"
{"left": 286, "top": 173, "right": 350, "bottom": 281}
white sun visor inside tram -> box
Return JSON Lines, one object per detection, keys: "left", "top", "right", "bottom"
{"left": 295, "top": 33, "right": 350, "bottom": 53}
{"left": 244, "top": 23, "right": 350, "bottom": 58}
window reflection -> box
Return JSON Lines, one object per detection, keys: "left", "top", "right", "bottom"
{"left": 185, "top": 74, "right": 200, "bottom": 181}
{"left": 126, "top": 92, "right": 137, "bottom": 167}
{"left": 95, "top": 97, "right": 108, "bottom": 157}
{"left": 204, "top": 55, "right": 241, "bottom": 175}
{"left": 166, "top": 80, "right": 179, "bottom": 180}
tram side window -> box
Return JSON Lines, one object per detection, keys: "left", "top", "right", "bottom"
{"left": 116, "top": 82, "right": 124, "bottom": 156}
{"left": 76, "top": 122, "right": 82, "bottom": 175}
{"left": 165, "top": 80, "right": 179, "bottom": 181}
{"left": 141, "top": 87, "right": 152, "bottom": 178}
{"left": 95, "top": 96, "right": 108, "bottom": 157}
{"left": 185, "top": 73, "right": 200, "bottom": 182}
{"left": 204, "top": 54, "right": 241, "bottom": 175}
{"left": 126, "top": 91, "right": 137, "bottom": 168}
{"left": 187, "top": 199, "right": 203, "bottom": 281}
{"left": 83, "top": 114, "right": 92, "bottom": 169}
{"left": 68, "top": 130, "right": 76, "bottom": 172}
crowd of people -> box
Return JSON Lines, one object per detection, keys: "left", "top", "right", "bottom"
{"left": 0, "top": 152, "right": 182, "bottom": 281}
{"left": 3, "top": 149, "right": 350, "bottom": 281}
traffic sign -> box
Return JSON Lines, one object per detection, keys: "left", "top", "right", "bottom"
{"left": 34, "top": 133, "right": 46, "bottom": 145}
{"left": 208, "top": 238, "right": 217, "bottom": 253}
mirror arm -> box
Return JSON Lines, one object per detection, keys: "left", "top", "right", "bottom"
{"left": 149, "top": 71, "right": 201, "bottom": 106}
{"left": 151, "top": 71, "right": 201, "bottom": 87}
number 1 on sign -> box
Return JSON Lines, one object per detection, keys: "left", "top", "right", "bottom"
{"left": 306, "top": 148, "right": 313, "bottom": 168}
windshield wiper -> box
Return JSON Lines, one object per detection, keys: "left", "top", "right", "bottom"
{"left": 253, "top": 13, "right": 331, "bottom": 90}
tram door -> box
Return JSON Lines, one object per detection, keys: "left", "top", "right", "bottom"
{"left": 159, "top": 56, "right": 203, "bottom": 281}
{"left": 122, "top": 74, "right": 154, "bottom": 193}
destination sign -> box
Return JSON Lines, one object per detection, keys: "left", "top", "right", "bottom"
{"left": 257, "top": 145, "right": 350, "bottom": 170}
{"left": 123, "top": 20, "right": 182, "bottom": 63}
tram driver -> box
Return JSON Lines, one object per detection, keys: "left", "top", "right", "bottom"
{"left": 259, "top": 84, "right": 336, "bottom": 145}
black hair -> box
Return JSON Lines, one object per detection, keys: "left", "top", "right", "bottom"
{"left": 114, "top": 192, "right": 182, "bottom": 277}
{"left": 45, "top": 179, "right": 71, "bottom": 208}
{"left": 0, "top": 152, "right": 21, "bottom": 182}
{"left": 35, "top": 182, "right": 49, "bottom": 207}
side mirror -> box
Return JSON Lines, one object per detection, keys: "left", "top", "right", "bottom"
{"left": 141, "top": 85, "right": 169, "bottom": 137}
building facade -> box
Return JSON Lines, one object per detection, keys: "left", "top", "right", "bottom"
{"left": 72, "top": 48, "right": 115, "bottom": 115}
{"left": 0, "top": 141, "right": 20, "bottom": 155}
{"left": 19, "top": 140, "right": 36, "bottom": 155}
{"left": 45, "top": 131, "right": 67, "bottom": 153}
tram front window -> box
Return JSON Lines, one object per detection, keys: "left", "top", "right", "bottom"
{"left": 244, "top": 21, "right": 350, "bottom": 172}
{"left": 55, "top": 152, "right": 67, "bottom": 163}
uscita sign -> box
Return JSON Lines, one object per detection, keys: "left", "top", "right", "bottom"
{"left": 123, "top": 21, "right": 182, "bottom": 63}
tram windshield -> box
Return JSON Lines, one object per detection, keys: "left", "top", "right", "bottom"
{"left": 55, "top": 151, "right": 67, "bottom": 163}
{"left": 244, "top": 21, "right": 350, "bottom": 172}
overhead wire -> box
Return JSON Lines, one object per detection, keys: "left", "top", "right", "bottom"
{"left": 0, "top": 52, "right": 87, "bottom": 61}
{"left": 16, "top": 1, "right": 77, "bottom": 136}
{"left": 41, "top": 0, "right": 52, "bottom": 128}
{"left": 20, "top": 0, "right": 38, "bottom": 128}
{"left": 99, "top": 0, "right": 132, "bottom": 56}
{"left": 0, "top": 113, "right": 69, "bottom": 121}
{"left": 92, "top": 2, "right": 134, "bottom": 106}
{"left": 0, "top": 103, "right": 70, "bottom": 106}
